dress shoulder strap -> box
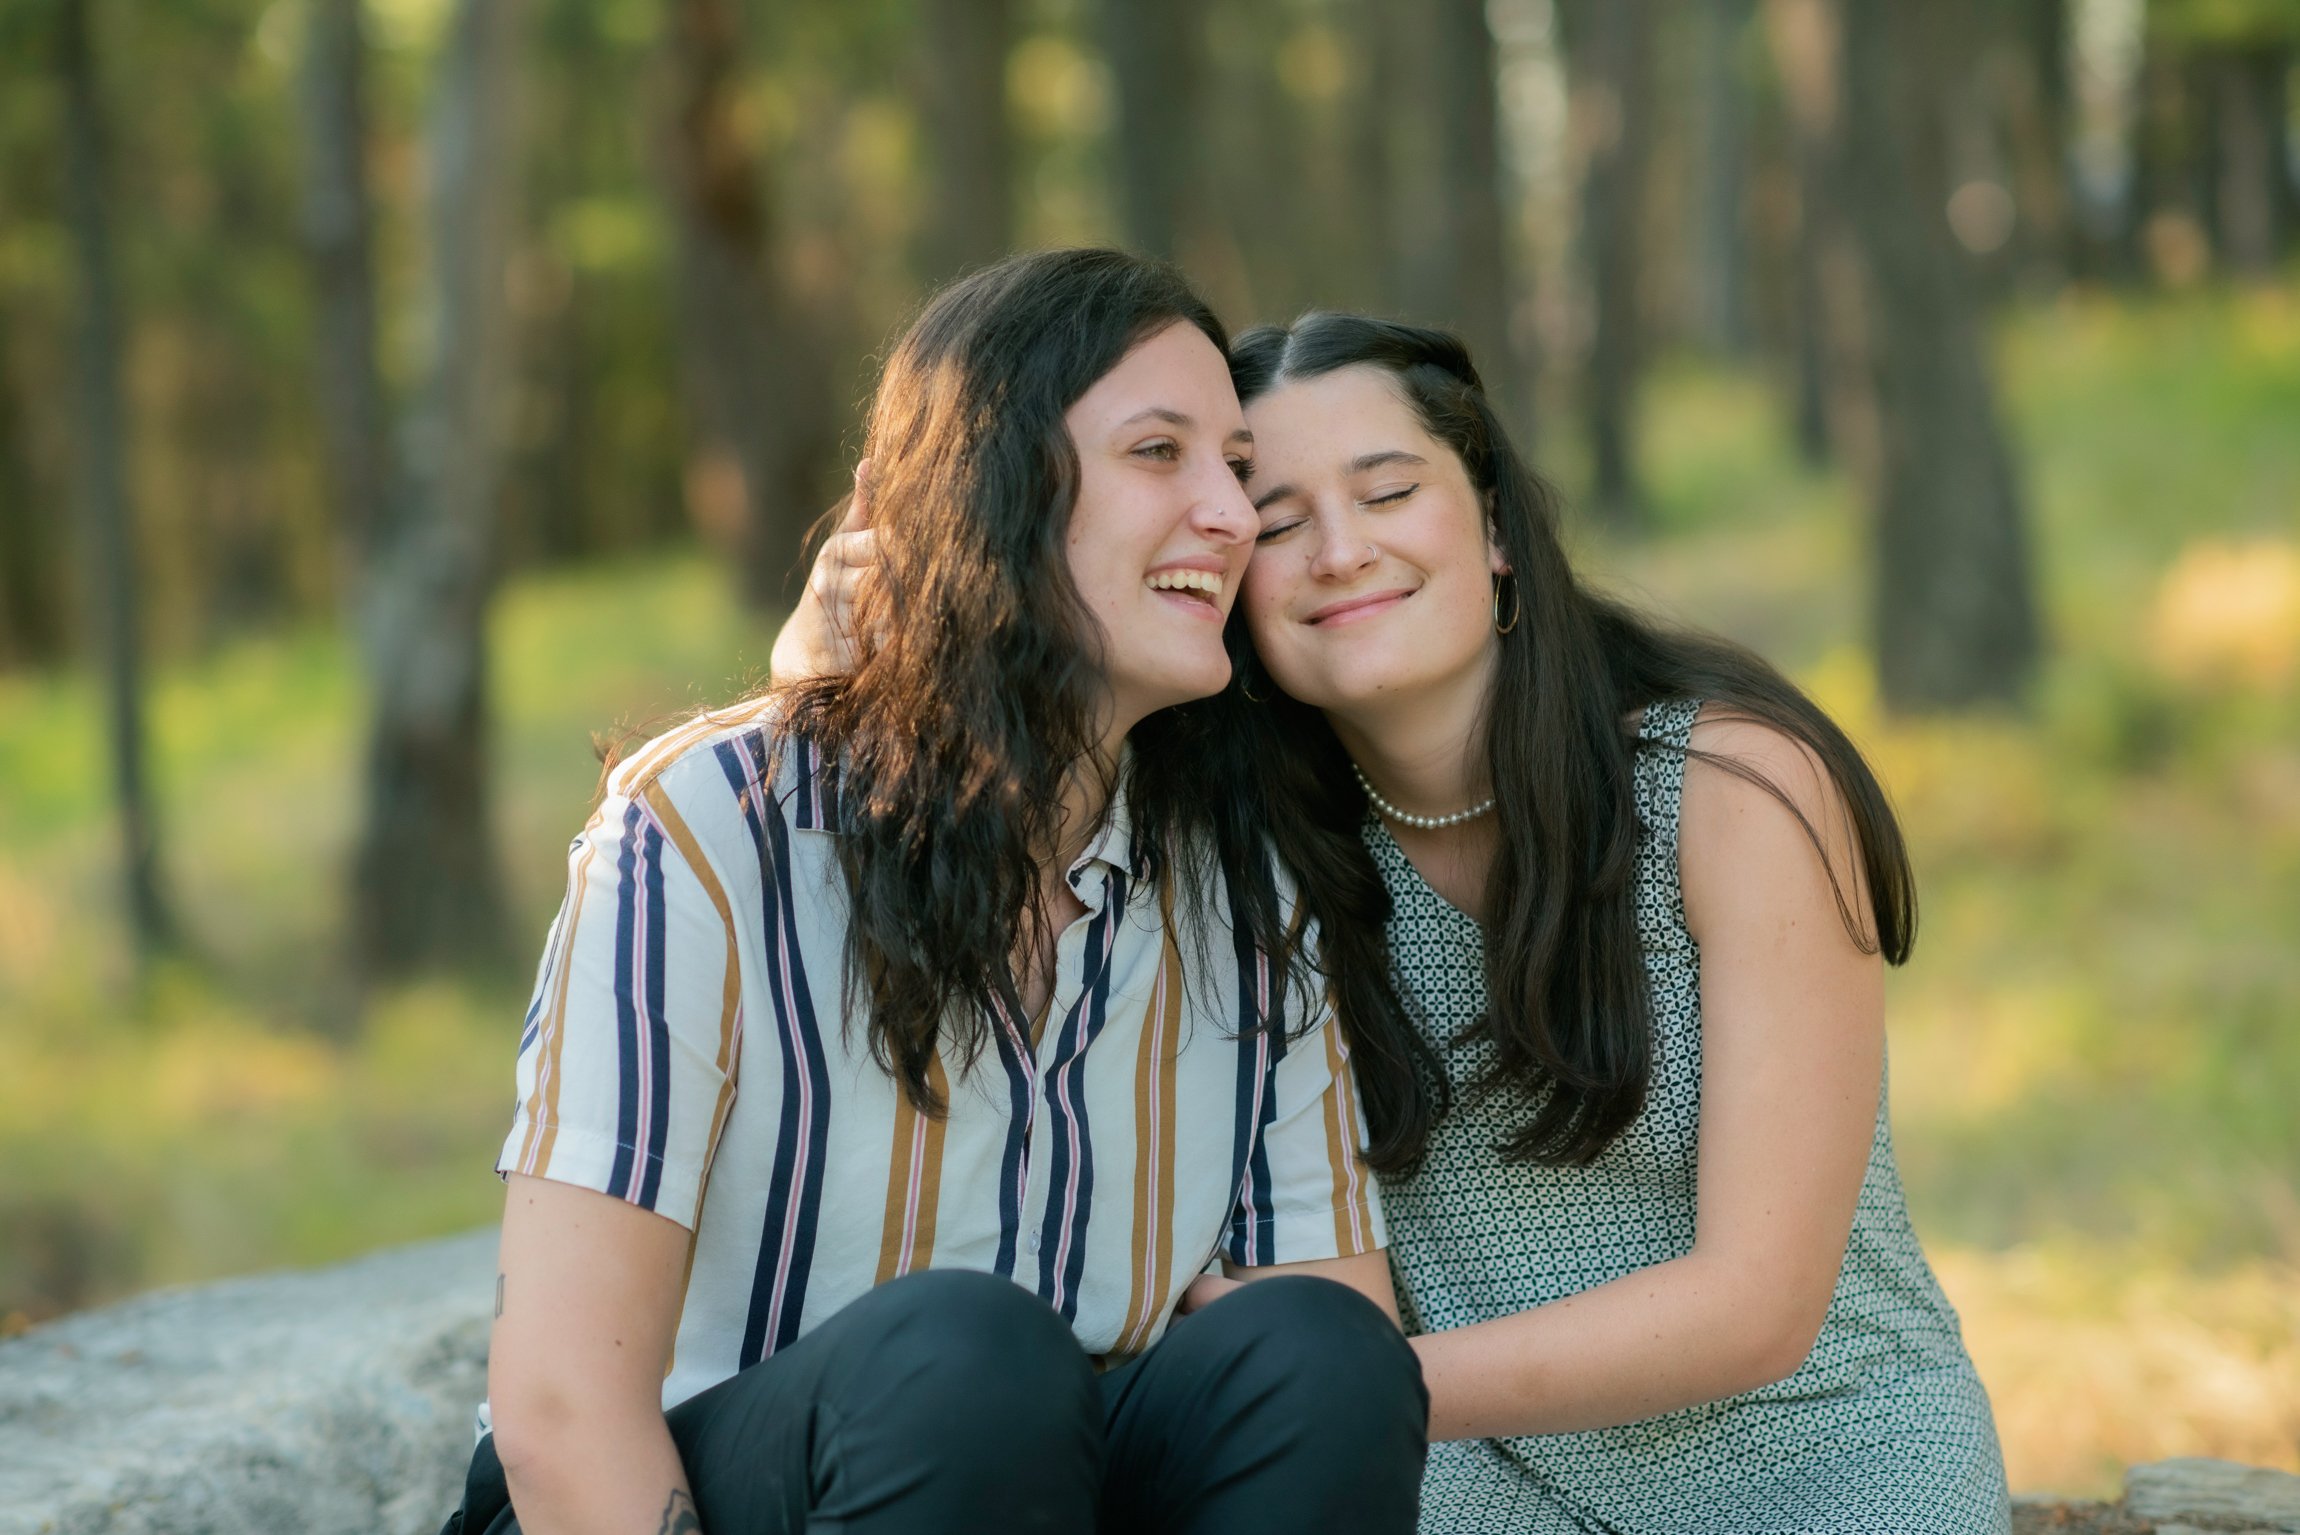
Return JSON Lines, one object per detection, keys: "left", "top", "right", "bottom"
{"left": 1630, "top": 698, "right": 1703, "bottom": 950}
{"left": 1633, "top": 699, "right": 1701, "bottom": 837}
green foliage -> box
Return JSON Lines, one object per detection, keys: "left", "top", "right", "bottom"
{"left": 2147, "top": 0, "right": 2300, "bottom": 44}
{"left": 0, "top": 0, "right": 333, "bottom": 647}
{"left": 1609, "top": 284, "right": 2300, "bottom": 1274}
{"left": 0, "top": 558, "right": 773, "bottom": 1323}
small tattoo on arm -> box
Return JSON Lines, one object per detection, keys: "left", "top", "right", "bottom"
{"left": 658, "top": 1490, "right": 700, "bottom": 1535}
{"left": 494, "top": 1274, "right": 504, "bottom": 1319}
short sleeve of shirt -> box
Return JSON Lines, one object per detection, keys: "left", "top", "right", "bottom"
{"left": 497, "top": 745, "right": 755, "bottom": 1231}
{"left": 1220, "top": 966, "right": 1389, "bottom": 1269}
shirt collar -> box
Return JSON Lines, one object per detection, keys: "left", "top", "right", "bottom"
{"left": 792, "top": 735, "right": 1149, "bottom": 884}
{"left": 1067, "top": 767, "right": 1142, "bottom": 891}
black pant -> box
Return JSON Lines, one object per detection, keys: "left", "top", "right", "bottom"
{"left": 446, "top": 1268, "right": 1426, "bottom": 1534}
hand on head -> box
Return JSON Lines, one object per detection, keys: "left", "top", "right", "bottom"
{"left": 771, "top": 460, "right": 884, "bottom": 683}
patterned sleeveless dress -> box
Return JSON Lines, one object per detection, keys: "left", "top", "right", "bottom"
{"left": 1375, "top": 700, "right": 2011, "bottom": 1535}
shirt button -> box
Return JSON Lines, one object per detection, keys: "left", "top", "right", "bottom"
{"left": 1027, "top": 1231, "right": 1042, "bottom": 1254}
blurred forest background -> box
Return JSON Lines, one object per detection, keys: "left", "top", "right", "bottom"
{"left": 1, "top": 0, "right": 2296, "bottom": 1496}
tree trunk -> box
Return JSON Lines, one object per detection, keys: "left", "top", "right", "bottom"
{"left": 2001, "top": 0, "right": 2073, "bottom": 286}
{"left": 298, "top": 0, "right": 393, "bottom": 591}
{"left": 1788, "top": 148, "right": 1835, "bottom": 468}
{"left": 58, "top": 0, "right": 172, "bottom": 960}
{"left": 1562, "top": 0, "right": 1658, "bottom": 529}
{"left": 1436, "top": 0, "right": 1525, "bottom": 427}
{"left": 2209, "top": 46, "right": 2290, "bottom": 278}
{"left": 0, "top": 314, "right": 67, "bottom": 669}
{"left": 2127, "top": 30, "right": 2209, "bottom": 278}
{"left": 1204, "top": 7, "right": 1321, "bottom": 320}
{"left": 524, "top": 270, "right": 597, "bottom": 564}
{"left": 661, "top": 0, "right": 837, "bottom": 611}
{"left": 1769, "top": 0, "right": 1860, "bottom": 471}
{"left": 1383, "top": 0, "right": 1530, "bottom": 434}
{"left": 1341, "top": 0, "right": 1396, "bottom": 311}
{"left": 351, "top": 0, "right": 526, "bottom": 977}
{"left": 918, "top": 0, "right": 1014, "bottom": 283}
{"left": 2065, "top": 0, "right": 2141, "bottom": 281}
{"left": 1693, "top": 0, "right": 1756, "bottom": 356}
{"left": 1778, "top": 0, "right": 2042, "bottom": 711}
{"left": 2271, "top": 49, "right": 2300, "bottom": 264}
{"left": 1101, "top": 0, "right": 1210, "bottom": 266}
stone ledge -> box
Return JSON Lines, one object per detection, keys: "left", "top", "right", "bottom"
{"left": 2016, "top": 1461, "right": 2300, "bottom": 1535}
{"left": 3, "top": 1232, "right": 2294, "bottom": 1534}
{"left": 0, "top": 1230, "right": 494, "bottom": 1535}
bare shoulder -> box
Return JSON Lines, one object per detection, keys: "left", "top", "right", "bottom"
{"left": 1676, "top": 705, "right": 1874, "bottom": 945}
{"left": 1681, "top": 708, "right": 1840, "bottom": 826}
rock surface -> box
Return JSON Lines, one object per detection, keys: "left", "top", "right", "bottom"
{"left": 2015, "top": 1460, "right": 2300, "bottom": 1535}
{"left": 2126, "top": 1460, "right": 2300, "bottom": 1532}
{"left": 2, "top": 1230, "right": 2293, "bottom": 1535}
{"left": 2014, "top": 1498, "right": 2154, "bottom": 1535}
{"left": 0, "top": 1230, "right": 493, "bottom": 1535}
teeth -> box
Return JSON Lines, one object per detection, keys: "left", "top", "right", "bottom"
{"left": 1146, "top": 569, "right": 1223, "bottom": 596}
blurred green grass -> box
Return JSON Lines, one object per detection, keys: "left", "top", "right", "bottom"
{"left": 1, "top": 285, "right": 2295, "bottom": 1493}
{"left": 1603, "top": 284, "right": 2300, "bottom": 1275}
{"left": 0, "top": 560, "right": 776, "bottom": 1311}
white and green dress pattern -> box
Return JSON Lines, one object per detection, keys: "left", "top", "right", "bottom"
{"left": 1377, "top": 699, "right": 2012, "bottom": 1535}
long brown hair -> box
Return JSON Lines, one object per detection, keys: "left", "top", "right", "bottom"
{"left": 777, "top": 249, "right": 1305, "bottom": 1113}
{"left": 1221, "top": 313, "right": 1916, "bottom": 1173}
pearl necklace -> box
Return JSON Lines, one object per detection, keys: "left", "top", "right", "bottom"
{"left": 1350, "top": 762, "right": 1495, "bottom": 830}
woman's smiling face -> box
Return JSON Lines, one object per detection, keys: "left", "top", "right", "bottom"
{"left": 1238, "top": 364, "right": 1509, "bottom": 714}
{"left": 1063, "top": 320, "right": 1260, "bottom": 728}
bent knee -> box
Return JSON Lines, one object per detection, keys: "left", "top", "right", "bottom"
{"left": 1203, "top": 1272, "right": 1396, "bottom": 1340}
{"left": 851, "top": 1269, "right": 1089, "bottom": 1400}
{"left": 870, "top": 1266, "right": 1057, "bottom": 1332}
{"left": 1196, "top": 1277, "right": 1421, "bottom": 1392}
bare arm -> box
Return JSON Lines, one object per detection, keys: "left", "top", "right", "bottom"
{"left": 487, "top": 1173, "right": 701, "bottom": 1534}
{"left": 1408, "top": 714, "right": 1885, "bottom": 1439}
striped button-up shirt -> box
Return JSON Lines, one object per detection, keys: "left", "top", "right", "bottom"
{"left": 498, "top": 703, "right": 1385, "bottom": 1410}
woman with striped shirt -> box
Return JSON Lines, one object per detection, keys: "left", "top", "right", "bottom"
{"left": 449, "top": 251, "right": 1426, "bottom": 1535}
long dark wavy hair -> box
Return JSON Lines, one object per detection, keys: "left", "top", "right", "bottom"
{"left": 777, "top": 248, "right": 1302, "bottom": 1114}
{"left": 1218, "top": 313, "right": 1917, "bottom": 1174}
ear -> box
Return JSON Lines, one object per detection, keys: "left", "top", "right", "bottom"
{"left": 1485, "top": 495, "right": 1511, "bottom": 576}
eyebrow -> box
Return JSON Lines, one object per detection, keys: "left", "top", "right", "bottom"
{"left": 1117, "top": 407, "right": 1255, "bottom": 446}
{"left": 1250, "top": 449, "right": 1429, "bottom": 513}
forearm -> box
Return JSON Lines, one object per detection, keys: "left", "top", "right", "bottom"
{"left": 497, "top": 1402, "right": 698, "bottom": 1535}
{"left": 490, "top": 1177, "right": 702, "bottom": 1534}
{"left": 1411, "top": 1249, "right": 1811, "bottom": 1440}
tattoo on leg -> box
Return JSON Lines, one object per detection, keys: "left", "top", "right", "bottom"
{"left": 494, "top": 1274, "right": 505, "bottom": 1319}
{"left": 658, "top": 1490, "right": 700, "bottom": 1535}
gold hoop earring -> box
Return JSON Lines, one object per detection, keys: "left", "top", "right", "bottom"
{"left": 1492, "top": 572, "right": 1521, "bottom": 635}
{"left": 1239, "top": 673, "right": 1268, "bottom": 704}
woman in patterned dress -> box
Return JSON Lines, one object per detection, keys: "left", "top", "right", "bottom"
{"left": 781, "top": 305, "right": 2011, "bottom": 1534}
{"left": 1185, "top": 312, "right": 2012, "bottom": 1535}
